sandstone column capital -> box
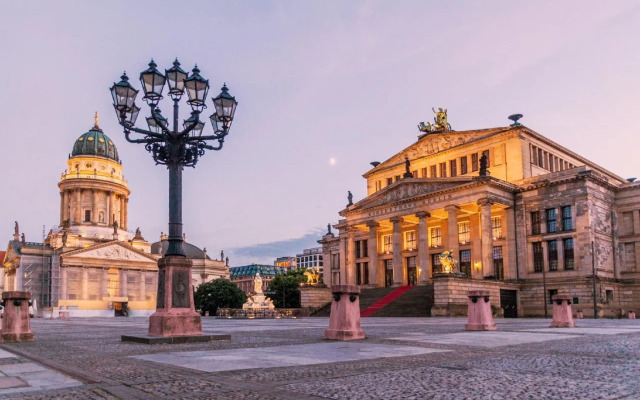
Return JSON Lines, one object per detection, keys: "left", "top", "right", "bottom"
{"left": 365, "top": 220, "right": 380, "bottom": 229}
{"left": 477, "top": 198, "right": 494, "bottom": 207}
{"left": 416, "top": 211, "right": 431, "bottom": 219}
{"left": 389, "top": 216, "right": 404, "bottom": 224}
{"left": 444, "top": 204, "right": 460, "bottom": 212}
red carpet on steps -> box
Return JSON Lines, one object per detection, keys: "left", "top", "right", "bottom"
{"left": 360, "top": 286, "right": 413, "bottom": 317}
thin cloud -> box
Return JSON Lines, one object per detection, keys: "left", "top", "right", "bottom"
{"left": 228, "top": 228, "right": 326, "bottom": 266}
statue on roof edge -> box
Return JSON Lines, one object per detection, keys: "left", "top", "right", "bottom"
{"left": 418, "top": 107, "right": 451, "bottom": 133}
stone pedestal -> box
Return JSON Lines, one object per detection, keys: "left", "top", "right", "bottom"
{"left": 148, "top": 256, "right": 202, "bottom": 337}
{"left": 325, "top": 285, "right": 365, "bottom": 341}
{"left": 629, "top": 311, "right": 636, "bottom": 319}
{"left": 1, "top": 291, "right": 34, "bottom": 342}
{"left": 551, "top": 294, "right": 575, "bottom": 328}
{"left": 465, "top": 290, "right": 496, "bottom": 331}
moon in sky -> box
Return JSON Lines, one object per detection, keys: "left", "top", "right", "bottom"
{"left": 329, "top": 157, "right": 337, "bottom": 166}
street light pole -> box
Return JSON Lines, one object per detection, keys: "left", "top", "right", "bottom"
{"left": 110, "top": 59, "right": 238, "bottom": 337}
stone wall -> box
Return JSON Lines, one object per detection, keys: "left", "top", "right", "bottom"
{"left": 431, "top": 276, "right": 519, "bottom": 317}
{"left": 300, "top": 286, "right": 332, "bottom": 310}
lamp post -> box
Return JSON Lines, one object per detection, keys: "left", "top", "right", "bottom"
{"left": 111, "top": 59, "right": 237, "bottom": 337}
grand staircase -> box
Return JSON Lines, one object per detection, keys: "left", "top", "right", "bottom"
{"left": 311, "top": 284, "right": 434, "bottom": 317}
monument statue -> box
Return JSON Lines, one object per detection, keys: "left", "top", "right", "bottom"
{"left": 253, "top": 272, "right": 263, "bottom": 294}
{"left": 225, "top": 256, "right": 229, "bottom": 266}
{"left": 403, "top": 156, "right": 413, "bottom": 178}
{"left": 112, "top": 220, "right": 118, "bottom": 234}
{"left": 347, "top": 191, "right": 353, "bottom": 206}
{"left": 14, "top": 221, "right": 19, "bottom": 235}
{"left": 327, "top": 223, "right": 332, "bottom": 235}
{"left": 221, "top": 250, "right": 224, "bottom": 261}
{"left": 479, "top": 154, "right": 489, "bottom": 176}
{"left": 418, "top": 107, "right": 452, "bottom": 133}
{"left": 439, "top": 250, "right": 458, "bottom": 274}
{"left": 304, "top": 269, "right": 320, "bottom": 285}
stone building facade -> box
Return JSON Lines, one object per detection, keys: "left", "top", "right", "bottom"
{"left": 2, "top": 116, "right": 229, "bottom": 317}
{"left": 319, "top": 118, "right": 640, "bottom": 317}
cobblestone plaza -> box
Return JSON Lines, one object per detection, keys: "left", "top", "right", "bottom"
{"left": 0, "top": 317, "right": 638, "bottom": 399}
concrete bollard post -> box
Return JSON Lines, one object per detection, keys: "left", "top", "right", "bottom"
{"left": 629, "top": 311, "right": 636, "bottom": 319}
{"left": 465, "top": 290, "right": 496, "bottom": 331}
{"left": 551, "top": 294, "right": 575, "bottom": 328}
{"left": 1, "top": 291, "right": 34, "bottom": 342}
{"left": 324, "top": 285, "right": 365, "bottom": 341}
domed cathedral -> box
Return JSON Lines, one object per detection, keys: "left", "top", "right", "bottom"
{"left": 2, "top": 113, "right": 230, "bottom": 317}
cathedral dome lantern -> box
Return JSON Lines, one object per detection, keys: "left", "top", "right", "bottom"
{"left": 71, "top": 113, "right": 120, "bottom": 162}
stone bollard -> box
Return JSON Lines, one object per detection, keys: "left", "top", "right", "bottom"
{"left": 629, "top": 311, "right": 636, "bottom": 320}
{"left": 576, "top": 310, "right": 583, "bottom": 319}
{"left": 1, "top": 291, "right": 34, "bottom": 342}
{"left": 324, "top": 285, "right": 365, "bottom": 341}
{"left": 551, "top": 294, "right": 575, "bottom": 328}
{"left": 465, "top": 290, "right": 496, "bottom": 331}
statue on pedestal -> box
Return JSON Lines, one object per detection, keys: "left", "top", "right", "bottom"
{"left": 253, "top": 273, "right": 263, "bottom": 294}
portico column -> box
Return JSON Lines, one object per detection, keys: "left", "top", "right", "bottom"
{"left": 102, "top": 269, "right": 109, "bottom": 298}
{"left": 92, "top": 189, "right": 99, "bottom": 224}
{"left": 119, "top": 196, "right": 125, "bottom": 229}
{"left": 139, "top": 270, "right": 146, "bottom": 301}
{"left": 445, "top": 205, "right": 460, "bottom": 261}
{"left": 346, "top": 228, "right": 356, "bottom": 285}
{"left": 75, "top": 189, "right": 82, "bottom": 223}
{"left": 124, "top": 198, "right": 129, "bottom": 230}
{"left": 60, "top": 267, "right": 68, "bottom": 300}
{"left": 478, "top": 198, "right": 494, "bottom": 277}
{"left": 416, "top": 211, "right": 431, "bottom": 284}
{"left": 107, "top": 192, "right": 112, "bottom": 225}
{"left": 366, "top": 221, "right": 380, "bottom": 286}
{"left": 59, "top": 192, "right": 64, "bottom": 225}
{"left": 338, "top": 231, "right": 347, "bottom": 286}
{"left": 120, "top": 269, "right": 128, "bottom": 299}
{"left": 63, "top": 190, "right": 70, "bottom": 222}
{"left": 505, "top": 207, "right": 517, "bottom": 279}
{"left": 390, "top": 216, "right": 404, "bottom": 286}
{"left": 81, "top": 267, "right": 89, "bottom": 300}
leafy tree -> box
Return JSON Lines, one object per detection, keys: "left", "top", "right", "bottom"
{"left": 267, "top": 268, "right": 307, "bottom": 308}
{"left": 194, "top": 279, "right": 247, "bottom": 316}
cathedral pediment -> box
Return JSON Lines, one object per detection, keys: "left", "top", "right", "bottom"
{"left": 63, "top": 242, "right": 157, "bottom": 263}
{"left": 343, "top": 178, "right": 472, "bottom": 215}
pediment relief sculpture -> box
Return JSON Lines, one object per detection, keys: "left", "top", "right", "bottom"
{"left": 70, "top": 244, "right": 154, "bottom": 262}
{"left": 360, "top": 182, "right": 458, "bottom": 210}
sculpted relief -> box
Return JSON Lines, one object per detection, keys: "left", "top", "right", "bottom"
{"left": 368, "top": 182, "right": 455, "bottom": 208}
{"left": 80, "top": 245, "right": 151, "bottom": 262}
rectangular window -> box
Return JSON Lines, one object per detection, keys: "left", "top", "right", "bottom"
{"left": 439, "top": 162, "right": 446, "bottom": 177}
{"left": 421, "top": 167, "right": 427, "bottom": 178}
{"left": 382, "top": 235, "right": 392, "bottom": 253}
{"left": 355, "top": 241, "right": 361, "bottom": 259}
{"left": 363, "top": 240, "right": 368, "bottom": 258}
{"left": 331, "top": 254, "right": 340, "bottom": 270}
{"left": 429, "top": 227, "right": 442, "bottom": 248}
{"left": 563, "top": 238, "right": 574, "bottom": 270}
{"left": 450, "top": 160, "right": 457, "bottom": 177}
{"left": 531, "top": 211, "right": 541, "bottom": 235}
{"left": 459, "top": 249, "right": 471, "bottom": 278}
{"left": 431, "top": 253, "right": 442, "bottom": 274}
{"left": 482, "top": 150, "right": 490, "bottom": 167}
{"left": 356, "top": 262, "right": 361, "bottom": 285}
{"left": 430, "top": 165, "right": 437, "bottom": 177}
{"left": 458, "top": 222, "right": 470, "bottom": 245}
{"left": 531, "top": 145, "right": 538, "bottom": 166}
{"left": 546, "top": 208, "right": 557, "bottom": 233}
{"left": 395, "top": 175, "right": 401, "bottom": 182}
{"left": 537, "top": 149, "right": 544, "bottom": 167}
{"left": 471, "top": 153, "right": 479, "bottom": 172}
{"left": 405, "top": 231, "right": 416, "bottom": 250}
{"left": 375, "top": 181, "right": 381, "bottom": 192}
{"left": 548, "top": 240, "right": 558, "bottom": 271}
{"left": 386, "top": 177, "right": 393, "bottom": 186}
{"left": 562, "top": 206, "right": 572, "bottom": 231}
{"left": 412, "top": 170, "right": 418, "bottom": 178}
{"left": 363, "top": 262, "right": 369, "bottom": 285}
{"left": 533, "top": 242, "right": 544, "bottom": 272}
{"left": 460, "top": 156, "right": 468, "bottom": 175}
{"left": 491, "top": 216, "right": 502, "bottom": 239}
{"left": 493, "top": 246, "right": 504, "bottom": 280}
{"left": 84, "top": 210, "right": 91, "bottom": 222}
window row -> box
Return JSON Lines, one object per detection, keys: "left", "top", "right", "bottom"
{"left": 530, "top": 144, "right": 576, "bottom": 172}
{"left": 532, "top": 238, "right": 574, "bottom": 272}
{"left": 373, "top": 149, "right": 491, "bottom": 192}
{"left": 531, "top": 206, "right": 572, "bottom": 235}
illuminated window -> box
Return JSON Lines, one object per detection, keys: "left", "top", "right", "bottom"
{"left": 531, "top": 211, "right": 541, "bottom": 235}
{"left": 429, "top": 227, "right": 442, "bottom": 248}
{"left": 460, "top": 156, "right": 468, "bottom": 175}
{"left": 405, "top": 231, "right": 416, "bottom": 250}
{"left": 471, "top": 153, "right": 479, "bottom": 172}
{"left": 382, "top": 235, "right": 392, "bottom": 253}
{"left": 450, "top": 160, "right": 457, "bottom": 177}
{"left": 458, "top": 222, "right": 470, "bottom": 245}
{"left": 492, "top": 216, "right": 502, "bottom": 239}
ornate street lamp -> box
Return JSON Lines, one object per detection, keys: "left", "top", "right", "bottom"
{"left": 110, "top": 59, "right": 238, "bottom": 337}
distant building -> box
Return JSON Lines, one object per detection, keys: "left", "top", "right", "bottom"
{"left": 274, "top": 256, "right": 296, "bottom": 271}
{"left": 230, "top": 264, "right": 286, "bottom": 294}
{"left": 296, "top": 247, "right": 324, "bottom": 275}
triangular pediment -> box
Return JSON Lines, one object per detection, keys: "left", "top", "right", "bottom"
{"left": 343, "top": 178, "right": 473, "bottom": 214}
{"left": 63, "top": 242, "right": 157, "bottom": 263}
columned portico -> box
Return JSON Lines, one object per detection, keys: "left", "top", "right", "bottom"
{"left": 366, "top": 221, "right": 380, "bottom": 286}
{"left": 416, "top": 211, "right": 430, "bottom": 284}
{"left": 445, "top": 205, "right": 460, "bottom": 262}
{"left": 390, "top": 217, "right": 404, "bottom": 286}
{"left": 346, "top": 228, "right": 356, "bottom": 285}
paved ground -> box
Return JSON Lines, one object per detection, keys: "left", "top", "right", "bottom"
{"left": 0, "top": 316, "right": 638, "bottom": 399}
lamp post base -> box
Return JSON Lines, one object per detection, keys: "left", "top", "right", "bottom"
{"left": 148, "top": 255, "right": 203, "bottom": 337}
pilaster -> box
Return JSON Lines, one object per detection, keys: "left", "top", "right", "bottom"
{"left": 366, "top": 221, "right": 380, "bottom": 286}
{"left": 478, "top": 199, "right": 493, "bottom": 278}
{"left": 416, "top": 211, "right": 430, "bottom": 284}
{"left": 390, "top": 217, "right": 404, "bottom": 286}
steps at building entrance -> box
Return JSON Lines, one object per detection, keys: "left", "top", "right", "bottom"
{"left": 360, "top": 286, "right": 413, "bottom": 317}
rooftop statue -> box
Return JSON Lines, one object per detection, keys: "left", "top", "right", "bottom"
{"left": 418, "top": 107, "right": 452, "bottom": 133}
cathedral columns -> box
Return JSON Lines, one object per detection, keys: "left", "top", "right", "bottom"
{"left": 505, "top": 207, "right": 517, "bottom": 279}
{"left": 124, "top": 198, "right": 129, "bottom": 230}
{"left": 346, "top": 228, "right": 356, "bottom": 285}
{"left": 366, "top": 221, "right": 380, "bottom": 287}
{"left": 445, "top": 205, "right": 460, "bottom": 261}
{"left": 416, "top": 211, "right": 430, "bottom": 284}
{"left": 120, "top": 269, "right": 128, "bottom": 299}
{"left": 92, "top": 189, "right": 99, "bottom": 224}
{"left": 81, "top": 267, "right": 89, "bottom": 300}
{"left": 478, "top": 198, "right": 494, "bottom": 277}
{"left": 390, "top": 216, "right": 404, "bottom": 286}
{"left": 139, "top": 271, "right": 146, "bottom": 301}
{"left": 119, "top": 196, "right": 125, "bottom": 229}
{"left": 107, "top": 191, "right": 112, "bottom": 225}
{"left": 74, "top": 189, "right": 82, "bottom": 223}
{"left": 59, "top": 192, "right": 64, "bottom": 224}
{"left": 60, "top": 267, "right": 68, "bottom": 300}
{"left": 102, "top": 269, "right": 109, "bottom": 299}
{"left": 63, "top": 190, "right": 70, "bottom": 223}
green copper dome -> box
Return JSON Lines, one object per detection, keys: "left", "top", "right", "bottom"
{"left": 71, "top": 125, "right": 120, "bottom": 162}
